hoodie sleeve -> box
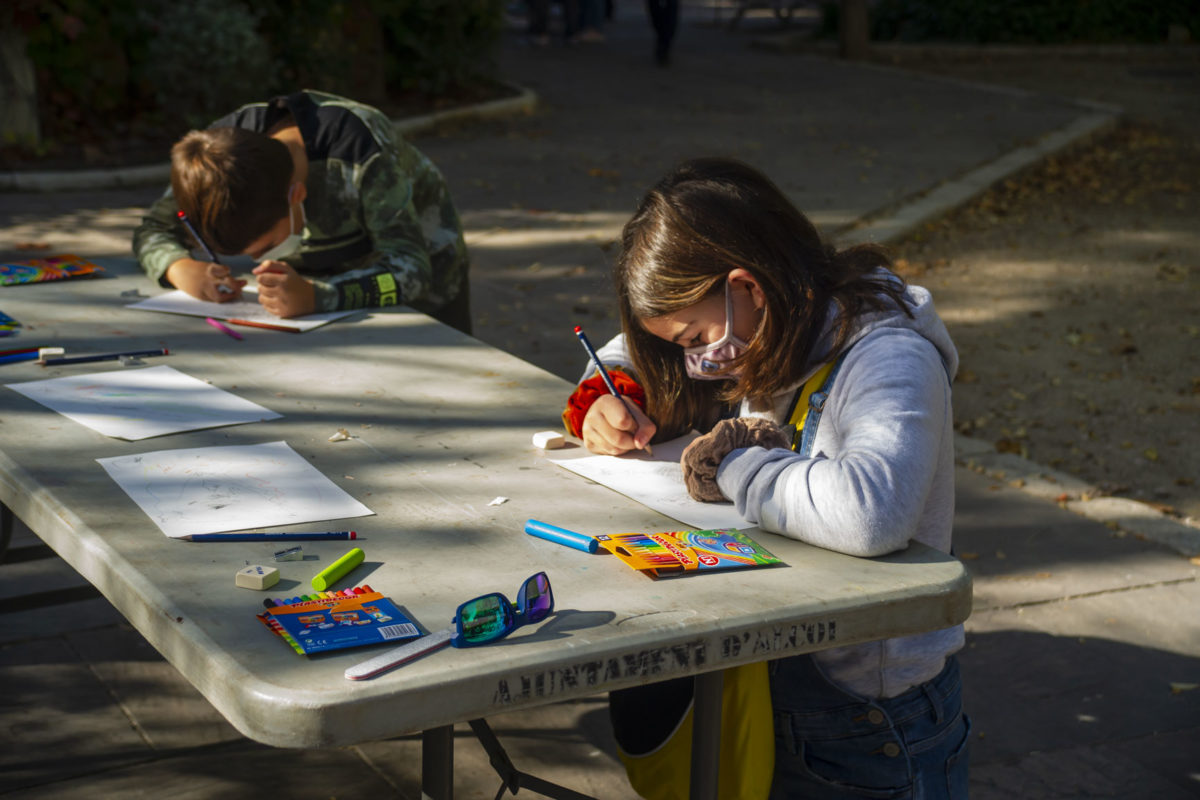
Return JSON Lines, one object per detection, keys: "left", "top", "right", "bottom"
{"left": 715, "top": 329, "right": 952, "bottom": 557}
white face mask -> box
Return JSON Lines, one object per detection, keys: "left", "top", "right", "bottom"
{"left": 683, "top": 283, "right": 750, "bottom": 381}
{"left": 255, "top": 185, "right": 305, "bottom": 262}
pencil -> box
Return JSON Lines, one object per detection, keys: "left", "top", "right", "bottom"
{"left": 40, "top": 348, "right": 169, "bottom": 366}
{"left": 185, "top": 531, "right": 358, "bottom": 542}
{"left": 227, "top": 318, "right": 300, "bottom": 333}
{"left": 176, "top": 210, "right": 219, "bottom": 264}
{"left": 177, "top": 210, "right": 232, "bottom": 294}
{"left": 573, "top": 325, "right": 651, "bottom": 454}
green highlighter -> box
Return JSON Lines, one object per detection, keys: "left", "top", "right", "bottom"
{"left": 312, "top": 547, "right": 365, "bottom": 591}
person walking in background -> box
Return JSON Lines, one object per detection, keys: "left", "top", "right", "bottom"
{"left": 646, "top": 0, "right": 679, "bottom": 65}
{"left": 577, "top": 0, "right": 607, "bottom": 42}
{"left": 526, "top": 0, "right": 581, "bottom": 45}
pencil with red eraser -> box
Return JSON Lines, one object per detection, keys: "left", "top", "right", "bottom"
{"left": 573, "top": 325, "right": 651, "bottom": 454}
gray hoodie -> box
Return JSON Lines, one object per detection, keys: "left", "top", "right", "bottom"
{"left": 591, "top": 276, "right": 964, "bottom": 698}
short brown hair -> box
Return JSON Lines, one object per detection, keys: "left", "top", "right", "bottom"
{"left": 616, "top": 157, "right": 911, "bottom": 440}
{"left": 170, "top": 127, "right": 293, "bottom": 255}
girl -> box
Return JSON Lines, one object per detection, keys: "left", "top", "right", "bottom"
{"left": 564, "top": 157, "right": 969, "bottom": 798}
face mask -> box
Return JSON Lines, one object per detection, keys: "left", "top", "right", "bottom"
{"left": 683, "top": 282, "right": 751, "bottom": 380}
{"left": 255, "top": 185, "right": 306, "bottom": 262}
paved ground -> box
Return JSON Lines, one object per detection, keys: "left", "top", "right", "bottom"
{"left": 1, "top": 3, "right": 1198, "bottom": 799}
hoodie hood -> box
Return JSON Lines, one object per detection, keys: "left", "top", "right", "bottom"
{"left": 748, "top": 271, "right": 957, "bottom": 419}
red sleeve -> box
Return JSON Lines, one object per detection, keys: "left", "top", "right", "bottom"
{"left": 561, "top": 368, "right": 646, "bottom": 439}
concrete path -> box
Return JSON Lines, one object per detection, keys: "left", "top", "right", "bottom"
{"left": 1, "top": 4, "right": 1196, "bottom": 798}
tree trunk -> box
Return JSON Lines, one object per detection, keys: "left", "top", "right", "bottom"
{"left": 0, "top": 28, "right": 39, "bottom": 146}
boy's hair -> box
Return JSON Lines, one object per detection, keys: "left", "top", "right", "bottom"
{"left": 170, "top": 127, "right": 294, "bottom": 255}
{"left": 615, "top": 157, "right": 912, "bottom": 440}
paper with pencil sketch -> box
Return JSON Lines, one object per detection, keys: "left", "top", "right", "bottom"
{"left": 5, "top": 365, "right": 281, "bottom": 440}
{"left": 126, "top": 289, "right": 357, "bottom": 332}
{"left": 97, "top": 440, "right": 374, "bottom": 538}
{"left": 549, "top": 432, "right": 753, "bottom": 531}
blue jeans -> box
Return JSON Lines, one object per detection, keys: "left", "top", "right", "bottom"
{"left": 769, "top": 654, "right": 970, "bottom": 799}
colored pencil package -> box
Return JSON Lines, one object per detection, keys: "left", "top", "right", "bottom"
{"left": 258, "top": 587, "right": 421, "bottom": 655}
{"left": 595, "top": 528, "right": 781, "bottom": 578}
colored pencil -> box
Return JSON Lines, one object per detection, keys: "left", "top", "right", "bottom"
{"left": 227, "top": 318, "right": 300, "bottom": 333}
{"left": 205, "top": 317, "right": 243, "bottom": 340}
{"left": 0, "top": 351, "right": 39, "bottom": 365}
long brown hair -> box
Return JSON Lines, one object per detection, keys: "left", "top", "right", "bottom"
{"left": 615, "top": 157, "right": 912, "bottom": 440}
{"left": 170, "top": 127, "right": 293, "bottom": 255}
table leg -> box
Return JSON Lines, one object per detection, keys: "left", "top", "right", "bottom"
{"left": 690, "top": 669, "right": 724, "bottom": 800}
{"left": 421, "top": 725, "right": 454, "bottom": 800}
{"left": 0, "top": 502, "right": 13, "bottom": 560}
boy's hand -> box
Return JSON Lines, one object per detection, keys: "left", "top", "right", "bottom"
{"left": 581, "top": 394, "right": 657, "bottom": 456}
{"left": 165, "top": 258, "right": 245, "bottom": 302}
{"left": 253, "top": 261, "right": 315, "bottom": 318}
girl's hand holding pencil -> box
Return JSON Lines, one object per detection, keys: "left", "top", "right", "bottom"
{"left": 581, "top": 394, "right": 657, "bottom": 456}
{"left": 573, "top": 325, "right": 656, "bottom": 456}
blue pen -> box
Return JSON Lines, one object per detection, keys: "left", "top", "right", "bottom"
{"left": 525, "top": 519, "right": 602, "bottom": 554}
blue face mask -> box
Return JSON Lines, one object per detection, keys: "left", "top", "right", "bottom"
{"left": 682, "top": 283, "right": 750, "bottom": 380}
{"left": 256, "top": 184, "right": 306, "bottom": 262}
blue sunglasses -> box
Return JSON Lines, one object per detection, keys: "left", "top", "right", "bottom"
{"left": 451, "top": 571, "right": 554, "bottom": 648}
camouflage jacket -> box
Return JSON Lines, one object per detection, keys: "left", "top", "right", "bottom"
{"left": 131, "top": 90, "right": 469, "bottom": 315}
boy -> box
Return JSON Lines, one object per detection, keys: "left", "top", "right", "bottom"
{"left": 132, "top": 90, "right": 471, "bottom": 333}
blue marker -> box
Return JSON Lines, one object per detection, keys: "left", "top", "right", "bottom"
{"left": 525, "top": 519, "right": 602, "bottom": 554}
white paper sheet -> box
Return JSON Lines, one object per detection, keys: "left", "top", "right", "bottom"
{"left": 126, "top": 289, "right": 358, "bottom": 332}
{"left": 6, "top": 365, "right": 282, "bottom": 440}
{"left": 97, "top": 440, "right": 374, "bottom": 538}
{"left": 550, "top": 433, "right": 753, "bottom": 531}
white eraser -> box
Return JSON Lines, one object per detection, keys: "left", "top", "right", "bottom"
{"left": 532, "top": 430, "right": 565, "bottom": 450}
{"left": 236, "top": 564, "right": 280, "bottom": 590}
{"left": 38, "top": 347, "right": 64, "bottom": 359}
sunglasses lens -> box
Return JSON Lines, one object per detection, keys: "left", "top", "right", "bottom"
{"left": 523, "top": 573, "right": 553, "bottom": 623}
{"left": 459, "top": 594, "right": 512, "bottom": 643}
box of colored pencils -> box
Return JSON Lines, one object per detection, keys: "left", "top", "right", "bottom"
{"left": 1, "top": 254, "right": 105, "bottom": 286}
{"left": 257, "top": 585, "right": 421, "bottom": 655}
{"left": 594, "top": 529, "right": 781, "bottom": 578}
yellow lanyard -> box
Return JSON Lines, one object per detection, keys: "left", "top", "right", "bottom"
{"left": 786, "top": 360, "right": 838, "bottom": 451}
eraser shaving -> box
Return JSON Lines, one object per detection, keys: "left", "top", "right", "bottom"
{"left": 236, "top": 564, "right": 280, "bottom": 590}
{"left": 532, "top": 430, "right": 565, "bottom": 450}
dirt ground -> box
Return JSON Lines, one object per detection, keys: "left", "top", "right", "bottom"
{"left": 866, "top": 48, "right": 1200, "bottom": 522}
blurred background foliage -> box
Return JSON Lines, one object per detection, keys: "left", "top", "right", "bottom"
{"left": 4, "top": 0, "right": 505, "bottom": 154}
{"left": 821, "top": 0, "right": 1200, "bottom": 44}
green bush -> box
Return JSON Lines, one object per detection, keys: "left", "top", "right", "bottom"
{"left": 140, "top": 0, "right": 274, "bottom": 129}
{"left": 822, "top": 0, "right": 1200, "bottom": 44}
{"left": 14, "top": 0, "right": 151, "bottom": 146}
